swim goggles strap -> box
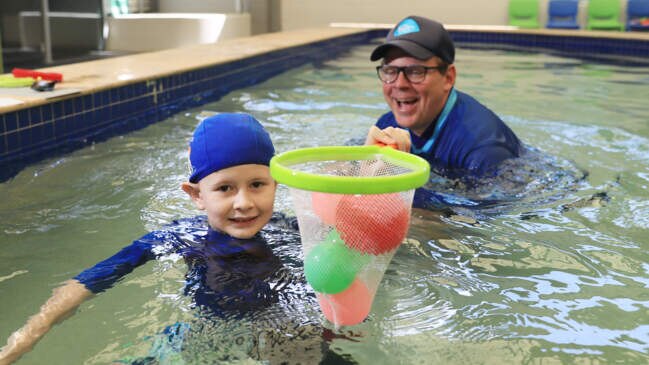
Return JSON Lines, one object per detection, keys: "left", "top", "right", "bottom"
{"left": 411, "top": 88, "right": 457, "bottom": 155}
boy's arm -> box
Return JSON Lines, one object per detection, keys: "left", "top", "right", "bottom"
{"left": 0, "top": 230, "right": 169, "bottom": 364}
{"left": 0, "top": 280, "right": 92, "bottom": 365}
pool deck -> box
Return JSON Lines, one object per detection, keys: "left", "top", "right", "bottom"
{"left": 1, "top": 25, "right": 648, "bottom": 115}
{"left": 0, "top": 27, "right": 367, "bottom": 114}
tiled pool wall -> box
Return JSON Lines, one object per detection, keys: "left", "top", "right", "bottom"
{"left": 1, "top": 29, "right": 649, "bottom": 181}
{"left": 452, "top": 31, "right": 649, "bottom": 63}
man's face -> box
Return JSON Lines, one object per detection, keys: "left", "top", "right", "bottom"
{"left": 381, "top": 48, "right": 455, "bottom": 136}
{"left": 189, "top": 164, "right": 276, "bottom": 239}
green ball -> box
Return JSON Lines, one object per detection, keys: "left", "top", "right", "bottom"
{"left": 304, "top": 230, "right": 369, "bottom": 294}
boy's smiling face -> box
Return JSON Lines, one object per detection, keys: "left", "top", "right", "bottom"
{"left": 183, "top": 164, "right": 276, "bottom": 239}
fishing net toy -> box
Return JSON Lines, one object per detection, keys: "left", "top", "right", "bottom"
{"left": 270, "top": 145, "right": 429, "bottom": 327}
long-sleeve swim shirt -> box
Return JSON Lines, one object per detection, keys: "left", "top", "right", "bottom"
{"left": 376, "top": 89, "right": 523, "bottom": 178}
{"left": 74, "top": 214, "right": 300, "bottom": 315}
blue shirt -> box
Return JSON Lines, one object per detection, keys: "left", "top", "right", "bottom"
{"left": 376, "top": 89, "right": 522, "bottom": 178}
{"left": 74, "top": 214, "right": 300, "bottom": 316}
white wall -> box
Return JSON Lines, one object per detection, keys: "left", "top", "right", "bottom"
{"left": 158, "top": 0, "right": 240, "bottom": 13}
{"left": 158, "top": 0, "right": 270, "bottom": 34}
{"left": 276, "top": 0, "right": 513, "bottom": 30}
{"left": 105, "top": 13, "right": 251, "bottom": 52}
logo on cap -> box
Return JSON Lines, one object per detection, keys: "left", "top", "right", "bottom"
{"left": 393, "top": 18, "right": 420, "bottom": 37}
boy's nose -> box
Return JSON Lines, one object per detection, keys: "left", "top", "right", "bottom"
{"left": 233, "top": 190, "right": 254, "bottom": 210}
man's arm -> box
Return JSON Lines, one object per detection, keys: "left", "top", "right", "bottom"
{"left": 0, "top": 280, "right": 92, "bottom": 365}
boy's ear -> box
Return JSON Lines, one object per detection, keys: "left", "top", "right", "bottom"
{"left": 181, "top": 182, "right": 205, "bottom": 210}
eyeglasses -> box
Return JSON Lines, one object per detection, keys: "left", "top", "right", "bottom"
{"left": 376, "top": 64, "right": 447, "bottom": 84}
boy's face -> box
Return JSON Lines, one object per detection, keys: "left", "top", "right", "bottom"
{"left": 183, "top": 164, "right": 276, "bottom": 239}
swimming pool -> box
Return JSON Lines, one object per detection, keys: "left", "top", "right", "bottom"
{"left": 1, "top": 42, "right": 649, "bottom": 364}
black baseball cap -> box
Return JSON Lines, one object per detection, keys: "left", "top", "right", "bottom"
{"left": 370, "top": 16, "right": 455, "bottom": 64}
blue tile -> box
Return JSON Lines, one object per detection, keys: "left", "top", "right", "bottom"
{"left": 92, "top": 108, "right": 101, "bottom": 126}
{"left": 5, "top": 112, "right": 18, "bottom": 132}
{"left": 63, "top": 99, "right": 74, "bottom": 116}
{"left": 19, "top": 128, "right": 32, "bottom": 148}
{"left": 83, "top": 94, "right": 93, "bottom": 110}
{"left": 54, "top": 117, "right": 72, "bottom": 138}
{"left": 93, "top": 93, "right": 102, "bottom": 109}
{"left": 74, "top": 97, "right": 83, "bottom": 114}
{"left": 30, "top": 124, "right": 44, "bottom": 146}
{"left": 126, "top": 85, "right": 135, "bottom": 100}
{"left": 118, "top": 86, "right": 128, "bottom": 101}
{"left": 116, "top": 102, "right": 127, "bottom": 119}
{"left": 73, "top": 113, "right": 85, "bottom": 131}
{"left": 82, "top": 110, "right": 93, "bottom": 126}
{"left": 110, "top": 88, "right": 120, "bottom": 103}
{"left": 6, "top": 131, "right": 20, "bottom": 152}
{"left": 124, "top": 99, "right": 137, "bottom": 116}
{"left": 100, "top": 90, "right": 110, "bottom": 107}
{"left": 42, "top": 121, "right": 55, "bottom": 141}
{"left": 17, "top": 109, "right": 30, "bottom": 129}
{"left": 29, "top": 107, "right": 42, "bottom": 126}
{"left": 133, "top": 82, "right": 147, "bottom": 96}
{"left": 42, "top": 103, "right": 53, "bottom": 122}
{"left": 0, "top": 133, "right": 5, "bottom": 154}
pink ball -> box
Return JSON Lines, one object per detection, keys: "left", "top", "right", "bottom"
{"left": 317, "top": 278, "right": 372, "bottom": 326}
{"left": 335, "top": 193, "right": 410, "bottom": 255}
{"left": 311, "top": 192, "right": 343, "bottom": 225}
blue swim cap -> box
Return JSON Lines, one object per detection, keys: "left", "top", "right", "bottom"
{"left": 188, "top": 113, "right": 275, "bottom": 183}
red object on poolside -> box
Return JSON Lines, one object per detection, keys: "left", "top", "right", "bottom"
{"left": 12, "top": 68, "right": 63, "bottom": 82}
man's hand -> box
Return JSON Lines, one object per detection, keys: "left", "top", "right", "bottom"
{"left": 365, "top": 126, "right": 411, "bottom": 152}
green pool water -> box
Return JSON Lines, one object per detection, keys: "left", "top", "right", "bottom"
{"left": 1, "top": 44, "right": 648, "bottom": 364}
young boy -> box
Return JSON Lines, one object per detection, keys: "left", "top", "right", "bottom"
{"left": 0, "top": 113, "right": 302, "bottom": 364}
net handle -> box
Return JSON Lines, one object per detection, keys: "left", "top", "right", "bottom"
{"left": 270, "top": 145, "right": 430, "bottom": 194}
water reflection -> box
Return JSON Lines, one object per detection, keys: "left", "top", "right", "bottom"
{"left": 3, "top": 46, "right": 649, "bottom": 364}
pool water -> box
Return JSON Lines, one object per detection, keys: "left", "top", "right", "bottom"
{"left": 1, "top": 44, "right": 649, "bottom": 364}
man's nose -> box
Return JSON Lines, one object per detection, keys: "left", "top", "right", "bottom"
{"left": 394, "top": 70, "right": 411, "bottom": 87}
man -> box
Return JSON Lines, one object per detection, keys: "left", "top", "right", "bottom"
{"left": 366, "top": 15, "right": 522, "bottom": 179}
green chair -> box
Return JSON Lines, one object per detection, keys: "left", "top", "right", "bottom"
{"left": 508, "top": 0, "right": 540, "bottom": 28}
{"left": 587, "top": 0, "right": 625, "bottom": 31}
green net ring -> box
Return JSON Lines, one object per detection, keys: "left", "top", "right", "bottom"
{"left": 270, "top": 145, "right": 430, "bottom": 194}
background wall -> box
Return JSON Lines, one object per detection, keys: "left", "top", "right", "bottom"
{"left": 153, "top": 0, "right": 566, "bottom": 33}
{"left": 157, "top": 0, "right": 271, "bottom": 35}
{"left": 276, "top": 0, "right": 512, "bottom": 29}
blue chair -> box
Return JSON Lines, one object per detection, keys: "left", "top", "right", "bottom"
{"left": 627, "top": 0, "right": 649, "bottom": 31}
{"left": 546, "top": 0, "right": 580, "bottom": 29}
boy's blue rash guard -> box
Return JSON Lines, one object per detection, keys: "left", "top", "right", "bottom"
{"left": 376, "top": 89, "right": 523, "bottom": 178}
{"left": 74, "top": 213, "right": 299, "bottom": 314}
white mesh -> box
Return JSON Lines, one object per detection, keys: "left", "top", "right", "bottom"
{"left": 285, "top": 155, "right": 417, "bottom": 327}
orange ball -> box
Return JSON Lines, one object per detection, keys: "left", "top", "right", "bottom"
{"left": 335, "top": 193, "right": 410, "bottom": 255}
{"left": 317, "top": 278, "right": 372, "bottom": 326}
{"left": 311, "top": 192, "right": 343, "bottom": 225}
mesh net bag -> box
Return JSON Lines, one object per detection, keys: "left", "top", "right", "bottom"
{"left": 271, "top": 145, "right": 429, "bottom": 327}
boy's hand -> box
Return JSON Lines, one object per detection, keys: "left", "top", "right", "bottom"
{"left": 365, "top": 126, "right": 411, "bottom": 152}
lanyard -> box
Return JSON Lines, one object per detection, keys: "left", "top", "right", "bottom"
{"left": 411, "top": 88, "right": 457, "bottom": 155}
